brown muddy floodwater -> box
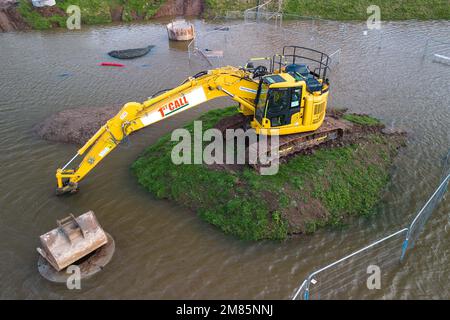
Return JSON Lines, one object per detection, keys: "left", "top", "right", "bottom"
{"left": 0, "top": 18, "right": 449, "bottom": 299}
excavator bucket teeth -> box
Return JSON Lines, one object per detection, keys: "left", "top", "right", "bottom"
{"left": 37, "top": 211, "right": 108, "bottom": 271}
{"left": 56, "top": 182, "right": 79, "bottom": 196}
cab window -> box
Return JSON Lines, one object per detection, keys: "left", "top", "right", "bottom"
{"left": 265, "top": 87, "right": 302, "bottom": 127}
{"left": 255, "top": 80, "right": 269, "bottom": 123}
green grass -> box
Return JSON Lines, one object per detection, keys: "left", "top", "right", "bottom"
{"left": 282, "top": 0, "right": 450, "bottom": 21}
{"left": 132, "top": 106, "right": 405, "bottom": 241}
{"left": 17, "top": 0, "right": 450, "bottom": 30}
{"left": 18, "top": 0, "right": 53, "bottom": 29}
{"left": 17, "top": 0, "right": 166, "bottom": 30}
{"left": 203, "top": 0, "right": 259, "bottom": 17}
{"left": 121, "top": 0, "right": 166, "bottom": 22}
{"left": 343, "top": 114, "right": 382, "bottom": 126}
{"left": 203, "top": 0, "right": 449, "bottom": 20}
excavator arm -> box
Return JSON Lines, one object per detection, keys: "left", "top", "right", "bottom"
{"left": 56, "top": 66, "right": 259, "bottom": 194}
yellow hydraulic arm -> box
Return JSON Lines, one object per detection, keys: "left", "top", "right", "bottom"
{"left": 56, "top": 66, "right": 259, "bottom": 194}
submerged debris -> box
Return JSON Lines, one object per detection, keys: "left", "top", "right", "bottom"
{"left": 38, "top": 233, "right": 115, "bottom": 283}
{"left": 37, "top": 211, "right": 115, "bottom": 283}
{"left": 167, "top": 19, "right": 195, "bottom": 41}
{"left": 108, "top": 45, "right": 155, "bottom": 59}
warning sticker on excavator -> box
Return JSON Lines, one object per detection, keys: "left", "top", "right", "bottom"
{"left": 120, "top": 111, "right": 128, "bottom": 120}
{"left": 239, "top": 86, "right": 257, "bottom": 94}
{"left": 140, "top": 87, "right": 207, "bottom": 126}
{"left": 99, "top": 146, "right": 110, "bottom": 158}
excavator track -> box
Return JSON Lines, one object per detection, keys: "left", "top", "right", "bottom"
{"left": 214, "top": 114, "right": 354, "bottom": 173}
{"left": 250, "top": 117, "right": 353, "bottom": 172}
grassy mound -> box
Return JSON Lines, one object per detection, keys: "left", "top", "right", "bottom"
{"left": 16, "top": 0, "right": 449, "bottom": 30}
{"left": 132, "top": 106, "right": 406, "bottom": 241}
{"left": 17, "top": 0, "right": 165, "bottom": 30}
{"left": 204, "top": 0, "right": 449, "bottom": 20}
{"left": 282, "top": 0, "right": 449, "bottom": 21}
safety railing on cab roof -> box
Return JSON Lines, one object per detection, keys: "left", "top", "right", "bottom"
{"left": 271, "top": 46, "right": 331, "bottom": 80}
{"left": 270, "top": 46, "right": 331, "bottom": 81}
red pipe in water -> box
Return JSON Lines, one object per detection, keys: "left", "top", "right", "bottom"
{"left": 99, "top": 62, "right": 125, "bottom": 67}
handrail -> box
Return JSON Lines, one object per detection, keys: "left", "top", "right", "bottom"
{"left": 188, "top": 22, "right": 257, "bottom": 62}
{"left": 244, "top": 0, "right": 275, "bottom": 14}
{"left": 298, "top": 228, "right": 409, "bottom": 300}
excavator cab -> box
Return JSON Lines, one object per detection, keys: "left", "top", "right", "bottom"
{"left": 254, "top": 77, "right": 303, "bottom": 127}
{"left": 249, "top": 46, "right": 331, "bottom": 135}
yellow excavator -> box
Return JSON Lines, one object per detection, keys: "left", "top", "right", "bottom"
{"left": 56, "top": 46, "right": 346, "bottom": 195}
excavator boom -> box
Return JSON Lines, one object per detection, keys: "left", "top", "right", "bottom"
{"left": 56, "top": 66, "right": 259, "bottom": 194}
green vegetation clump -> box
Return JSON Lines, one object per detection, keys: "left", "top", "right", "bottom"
{"left": 17, "top": 0, "right": 166, "bottom": 30}
{"left": 57, "top": 0, "right": 113, "bottom": 25}
{"left": 132, "top": 106, "right": 405, "bottom": 241}
{"left": 203, "top": 0, "right": 450, "bottom": 21}
{"left": 282, "top": 0, "right": 450, "bottom": 21}
{"left": 121, "top": 0, "right": 166, "bottom": 22}
{"left": 16, "top": 0, "right": 450, "bottom": 30}
{"left": 343, "top": 114, "right": 382, "bottom": 126}
{"left": 203, "top": 0, "right": 259, "bottom": 17}
{"left": 17, "top": 0, "right": 56, "bottom": 29}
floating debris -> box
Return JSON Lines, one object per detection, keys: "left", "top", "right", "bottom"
{"left": 37, "top": 211, "right": 115, "bottom": 282}
{"left": 99, "top": 62, "right": 125, "bottom": 67}
{"left": 38, "top": 233, "right": 115, "bottom": 283}
{"left": 108, "top": 45, "right": 155, "bottom": 60}
{"left": 203, "top": 48, "right": 224, "bottom": 58}
{"left": 167, "top": 19, "right": 195, "bottom": 41}
{"left": 31, "top": 0, "right": 55, "bottom": 8}
{"left": 213, "top": 26, "right": 229, "bottom": 31}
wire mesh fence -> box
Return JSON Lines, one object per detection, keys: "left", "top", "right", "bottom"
{"left": 293, "top": 150, "right": 450, "bottom": 300}
{"left": 423, "top": 38, "right": 450, "bottom": 65}
{"left": 187, "top": 22, "right": 257, "bottom": 66}
{"left": 225, "top": 11, "right": 245, "bottom": 20}
{"left": 401, "top": 174, "right": 450, "bottom": 256}
{"left": 293, "top": 228, "right": 408, "bottom": 300}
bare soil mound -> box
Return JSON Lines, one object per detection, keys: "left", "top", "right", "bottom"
{"left": 154, "top": 0, "right": 203, "bottom": 18}
{"left": 35, "top": 106, "right": 120, "bottom": 145}
{"left": 0, "top": 1, "right": 29, "bottom": 32}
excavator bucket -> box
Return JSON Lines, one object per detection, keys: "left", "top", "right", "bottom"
{"left": 37, "top": 211, "right": 108, "bottom": 272}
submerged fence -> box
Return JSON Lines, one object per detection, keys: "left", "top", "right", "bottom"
{"left": 423, "top": 38, "right": 450, "bottom": 65}
{"left": 243, "top": 0, "right": 283, "bottom": 26}
{"left": 293, "top": 151, "right": 450, "bottom": 300}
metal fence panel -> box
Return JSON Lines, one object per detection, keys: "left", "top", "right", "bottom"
{"left": 293, "top": 150, "right": 450, "bottom": 300}
{"left": 292, "top": 228, "right": 408, "bottom": 300}
{"left": 403, "top": 173, "right": 449, "bottom": 253}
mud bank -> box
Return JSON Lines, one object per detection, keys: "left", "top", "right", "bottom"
{"left": 0, "top": 0, "right": 28, "bottom": 31}
{"left": 8, "top": 0, "right": 202, "bottom": 31}
{"left": 6, "top": 0, "right": 447, "bottom": 31}
{"left": 132, "top": 106, "right": 407, "bottom": 240}
{"left": 153, "top": 0, "right": 203, "bottom": 18}
{"left": 35, "top": 105, "right": 120, "bottom": 145}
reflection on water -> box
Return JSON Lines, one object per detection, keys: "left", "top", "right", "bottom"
{"left": 0, "top": 18, "right": 449, "bottom": 299}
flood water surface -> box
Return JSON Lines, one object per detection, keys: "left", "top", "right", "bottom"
{"left": 0, "top": 19, "right": 449, "bottom": 299}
